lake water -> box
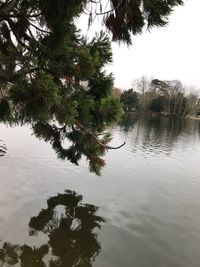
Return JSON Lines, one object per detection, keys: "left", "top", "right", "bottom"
{"left": 0, "top": 115, "right": 200, "bottom": 266}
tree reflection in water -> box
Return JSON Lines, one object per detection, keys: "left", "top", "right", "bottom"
{"left": 0, "top": 190, "right": 105, "bottom": 267}
{"left": 0, "top": 141, "right": 6, "bottom": 157}
{"left": 119, "top": 114, "right": 200, "bottom": 155}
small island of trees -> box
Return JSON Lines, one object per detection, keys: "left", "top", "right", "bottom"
{"left": 119, "top": 77, "right": 200, "bottom": 118}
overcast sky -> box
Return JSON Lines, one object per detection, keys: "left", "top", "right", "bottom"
{"left": 79, "top": 0, "right": 200, "bottom": 90}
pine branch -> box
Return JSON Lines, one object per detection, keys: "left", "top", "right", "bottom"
{"left": 75, "top": 120, "right": 125, "bottom": 150}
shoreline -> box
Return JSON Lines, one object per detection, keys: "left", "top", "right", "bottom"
{"left": 125, "top": 112, "right": 200, "bottom": 121}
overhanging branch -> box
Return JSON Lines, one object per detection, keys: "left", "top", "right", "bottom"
{"left": 75, "top": 120, "right": 125, "bottom": 150}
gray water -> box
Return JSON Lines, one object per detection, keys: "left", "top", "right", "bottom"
{"left": 0, "top": 115, "right": 200, "bottom": 267}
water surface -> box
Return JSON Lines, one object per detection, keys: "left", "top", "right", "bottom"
{"left": 0, "top": 115, "right": 200, "bottom": 266}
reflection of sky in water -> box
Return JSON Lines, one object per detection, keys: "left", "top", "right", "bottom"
{"left": 0, "top": 116, "right": 200, "bottom": 267}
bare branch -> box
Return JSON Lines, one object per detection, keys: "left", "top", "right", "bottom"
{"left": 29, "top": 21, "right": 50, "bottom": 34}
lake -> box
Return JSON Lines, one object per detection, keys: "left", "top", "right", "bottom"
{"left": 0, "top": 114, "right": 200, "bottom": 267}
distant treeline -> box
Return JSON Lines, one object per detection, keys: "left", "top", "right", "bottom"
{"left": 113, "top": 77, "right": 200, "bottom": 118}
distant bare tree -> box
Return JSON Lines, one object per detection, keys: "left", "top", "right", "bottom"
{"left": 135, "top": 76, "right": 152, "bottom": 112}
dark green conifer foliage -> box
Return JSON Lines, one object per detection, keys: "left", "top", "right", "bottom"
{"left": 0, "top": 0, "right": 183, "bottom": 174}
{"left": 149, "top": 96, "right": 165, "bottom": 113}
{"left": 121, "top": 89, "right": 139, "bottom": 112}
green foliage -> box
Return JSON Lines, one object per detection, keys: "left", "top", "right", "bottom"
{"left": 0, "top": 0, "right": 183, "bottom": 173}
{"left": 150, "top": 79, "right": 190, "bottom": 117}
{"left": 54, "top": 97, "right": 78, "bottom": 125}
{"left": 32, "top": 122, "right": 109, "bottom": 175}
{"left": 121, "top": 89, "right": 140, "bottom": 112}
{"left": 149, "top": 96, "right": 165, "bottom": 113}
{"left": 0, "top": 28, "right": 123, "bottom": 174}
{"left": 90, "top": 31, "right": 113, "bottom": 69}
{"left": 10, "top": 72, "right": 60, "bottom": 121}
{"left": 103, "top": 0, "right": 183, "bottom": 43}
{"left": 89, "top": 72, "right": 114, "bottom": 100}
{"left": 0, "top": 99, "right": 10, "bottom": 120}
{"left": 99, "top": 97, "right": 124, "bottom": 124}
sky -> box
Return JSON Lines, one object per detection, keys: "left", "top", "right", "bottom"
{"left": 78, "top": 0, "right": 200, "bottom": 90}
